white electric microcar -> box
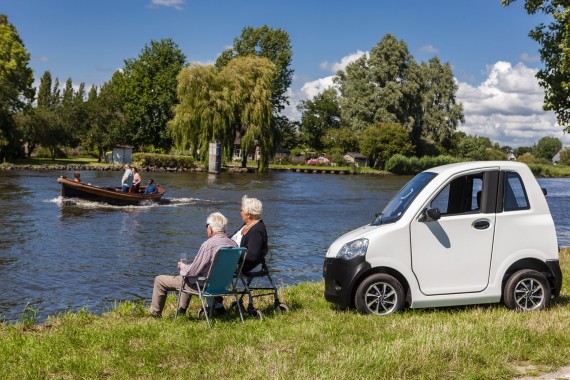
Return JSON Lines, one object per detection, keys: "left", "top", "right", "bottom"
{"left": 324, "top": 161, "right": 562, "bottom": 315}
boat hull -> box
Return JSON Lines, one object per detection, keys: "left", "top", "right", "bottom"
{"left": 57, "top": 177, "right": 165, "bottom": 205}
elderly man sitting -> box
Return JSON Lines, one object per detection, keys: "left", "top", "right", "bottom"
{"left": 149, "top": 212, "right": 237, "bottom": 318}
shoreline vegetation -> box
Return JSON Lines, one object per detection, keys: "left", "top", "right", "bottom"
{"left": 2, "top": 156, "right": 570, "bottom": 177}
{"left": 0, "top": 248, "right": 568, "bottom": 379}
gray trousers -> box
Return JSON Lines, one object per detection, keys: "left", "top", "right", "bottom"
{"left": 150, "top": 275, "right": 193, "bottom": 316}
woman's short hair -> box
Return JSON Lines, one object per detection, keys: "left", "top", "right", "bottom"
{"left": 207, "top": 212, "right": 228, "bottom": 233}
{"left": 242, "top": 195, "right": 263, "bottom": 218}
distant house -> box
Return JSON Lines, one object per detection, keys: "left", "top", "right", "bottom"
{"left": 552, "top": 147, "right": 569, "bottom": 165}
{"left": 506, "top": 152, "right": 516, "bottom": 161}
{"left": 343, "top": 152, "right": 369, "bottom": 168}
{"left": 111, "top": 145, "right": 133, "bottom": 164}
{"left": 232, "top": 136, "right": 260, "bottom": 162}
{"left": 273, "top": 147, "right": 291, "bottom": 162}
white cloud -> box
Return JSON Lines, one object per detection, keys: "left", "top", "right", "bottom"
{"left": 320, "top": 50, "right": 367, "bottom": 73}
{"left": 286, "top": 54, "right": 570, "bottom": 148}
{"left": 282, "top": 76, "right": 337, "bottom": 122}
{"left": 520, "top": 52, "right": 540, "bottom": 63}
{"left": 149, "top": 0, "right": 184, "bottom": 10}
{"left": 419, "top": 44, "right": 438, "bottom": 54}
{"left": 457, "top": 61, "right": 570, "bottom": 147}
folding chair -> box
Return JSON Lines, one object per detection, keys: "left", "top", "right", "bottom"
{"left": 175, "top": 247, "right": 247, "bottom": 327}
{"left": 236, "top": 251, "right": 289, "bottom": 320}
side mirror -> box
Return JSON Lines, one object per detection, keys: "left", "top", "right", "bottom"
{"left": 421, "top": 207, "right": 441, "bottom": 222}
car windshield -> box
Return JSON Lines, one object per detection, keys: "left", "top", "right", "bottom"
{"left": 372, "top": 172, "right": 437, "bottom": 225}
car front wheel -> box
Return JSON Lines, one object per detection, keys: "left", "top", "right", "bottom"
{"left": 503, "top": 269, "right": 551, "bottom": 311}
{"left": 355, "top": 273, "right": 405, "bottom": 316}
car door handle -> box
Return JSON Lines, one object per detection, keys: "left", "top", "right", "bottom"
{"left": 472, "top": 220, "right": 490, "bottom": 230}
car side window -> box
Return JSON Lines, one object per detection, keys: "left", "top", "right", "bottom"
{"left": 504, "top": 172, "right": 530, "bottom": 211}
{"left": 431, "top": 174, "right": 484, "bottom": 216}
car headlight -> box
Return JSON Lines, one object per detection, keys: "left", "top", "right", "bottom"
{"left": 337, "top": 238, "right": 369, "bottom": 260}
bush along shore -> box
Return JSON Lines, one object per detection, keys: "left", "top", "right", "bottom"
{"left": 0, "top": 163, "right": 394, "bottom": 175}
{"left": 0, "top": 248, "right": 569, "bottom": 379}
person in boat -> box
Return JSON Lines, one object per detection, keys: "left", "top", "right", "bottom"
{"left": 149, "top": 212, "right": 237, "bottom": 318}
{"left": 73, "top": 171, "right": 81, "bottom": 182}
{"left": 121, "top": 164, "right": 133, "bottom": 192}
{"left": 144, "top": 179, "right": 158, "bottom": 194}
{"left": 132, "top": 167, "right": 141, "bottom": 193}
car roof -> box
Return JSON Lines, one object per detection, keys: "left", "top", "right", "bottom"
{"left": 423, "top": 161, "right": 528, "bottom": 176}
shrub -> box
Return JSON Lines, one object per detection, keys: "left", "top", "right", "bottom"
{"left": 132, "top": 153, "right": 194, "bottom": 169}
{"left": 386, "top": 155, "right": 462, "bottom": 175}
{"left": 306, "top": 156, "right": 331, "bottom": 166}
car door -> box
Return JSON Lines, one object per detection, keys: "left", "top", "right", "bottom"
{"left": 410, "top": 170, "right": 499, "bottom": 295}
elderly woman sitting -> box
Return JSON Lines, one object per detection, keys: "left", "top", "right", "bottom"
{"left": 231, "top": 195, "right": 268, "bottom": 273}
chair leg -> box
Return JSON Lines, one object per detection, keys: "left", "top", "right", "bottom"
{"left": 234, "top": 294, "right": 245, "bottom": 323}
{"left": 174, "top": 277, "right": 185, "bottom": 320}
{"left": 198, "top": 295, "right": 211, "bottom": 327}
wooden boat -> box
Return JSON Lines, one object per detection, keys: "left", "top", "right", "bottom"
{"left": 57, "top": 176, "right": 166, "bottom": 205}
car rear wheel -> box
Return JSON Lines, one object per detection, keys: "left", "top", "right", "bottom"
{"left": 503, "top": 269, "right": 551, "bottom": 311}
{"left": 355, "top": 273, "right": 405, "bottom": 316}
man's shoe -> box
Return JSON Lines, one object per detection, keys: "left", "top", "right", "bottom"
{"left": 177, "top": 308, "right": 187, "bottom": 316}
{"left": 150, "top": 311, "right": 161, "bottom": 319}
{"left": 213, "top": 306, "right": 226, "bottom": 316}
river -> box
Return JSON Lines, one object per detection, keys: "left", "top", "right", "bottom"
{"left": 0, "top": 169, "right": 568, "bottom": 322}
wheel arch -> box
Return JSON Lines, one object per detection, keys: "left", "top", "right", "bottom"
{"left": 501, "top": 258, "right": 556, "bottom": 300}
{"left": 350, "top": 266, "right": 411, "bottom": 309}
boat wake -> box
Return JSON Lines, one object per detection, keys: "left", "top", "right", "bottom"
{"left": 48, "top": 196, "right": 215, "bottom": 209}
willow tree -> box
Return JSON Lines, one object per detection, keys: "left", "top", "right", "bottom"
{"left": 170, "top": 63, "right": 234, "bottom": 161}
{"left": 224, "top": 56, "right": 275, "bottom": 171}
{"left": 170, "top": 56, "right": 275, "bottom": 172}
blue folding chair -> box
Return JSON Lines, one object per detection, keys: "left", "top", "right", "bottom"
{"left": 175, "top": 247, "right": 247, "bottom": 327}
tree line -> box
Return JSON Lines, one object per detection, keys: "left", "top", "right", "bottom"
{"left": 1, "top": 5, "right": 568, "bottom": 172}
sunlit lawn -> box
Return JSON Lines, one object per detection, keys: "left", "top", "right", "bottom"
{"left": 1, "top": 249, "right": 569, "bottom": 379}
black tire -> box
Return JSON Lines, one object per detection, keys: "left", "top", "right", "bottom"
{"left": 355, "top": 273, "right": 405, "bottom": 316}
{"left": 249, "top": 309, "right": 263, "bottom": 321}
{"left": 275, "top": 304, "right": 289, "bottom": 313}
{"left": 503, "top": 269, "right": 551, "bottom": 311}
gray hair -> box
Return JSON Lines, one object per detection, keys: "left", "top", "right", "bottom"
{"left": 206, "top": 212, "right": 228, "bottom": 233}
{"left": 242, "top": 195, "right": 263, "bottom": 218}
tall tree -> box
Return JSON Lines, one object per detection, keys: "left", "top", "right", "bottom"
{"left": 215, "top": 26, "right": 294, "bottom": 162}
{"left": 170, "top": 56, "right": 275, "bottom": 171}
{"left": 228, "top": 56, "right": 276, "bottom": 171}
{"left": 170, "top": 63, "right": 229, "bottom": 160}
{"left": 0, "top": 14, "right": 34, "bottom": 160}
{"left": 114, "top": 38, "right": 186, "bottom": 150}
{"left": 37, "top": 71, "right": 54, "bottom": 109}
{"left": 59, "top": 78, "right": 87, "bottom": 147}
{"left": 84, "top": 84, "right": 120, "bottom": 162}
{"left": 216, "top": 25, "right": 293, "bottom": 114}
{"left": 418, "top": 57, "right": 464, "bottom": 153}
{"left": 534, "top": 136, "right": 562, "bottom": 160}
{"left": 503, "top": 0, "right": 570, "bottom": 131}
{"left": 335, "top": 34, "right": 464, "bottom": 156}
{"left": 297, "top": 87, "right": 343, "bottom": 151}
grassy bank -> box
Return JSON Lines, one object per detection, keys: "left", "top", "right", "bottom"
{"left": 1, "top": 249, "right": 569, "bottom": 379}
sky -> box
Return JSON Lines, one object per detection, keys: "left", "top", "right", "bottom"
{"left": 4, "top": 0, "right": 570, "bottom": 148}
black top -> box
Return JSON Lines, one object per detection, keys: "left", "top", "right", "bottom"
{"left": 238, "top": 219, "right": 268, "bottom": 272}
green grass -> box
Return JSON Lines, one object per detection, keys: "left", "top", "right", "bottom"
{"left": 1, "top": 249, "right": 569, "bottom": 379}
{"left": 528, "top": 163, "right": 570, "bottom": 177}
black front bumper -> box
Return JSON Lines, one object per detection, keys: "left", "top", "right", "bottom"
{"left": 323, "top": 256, "right": 370, "bottom": 308}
